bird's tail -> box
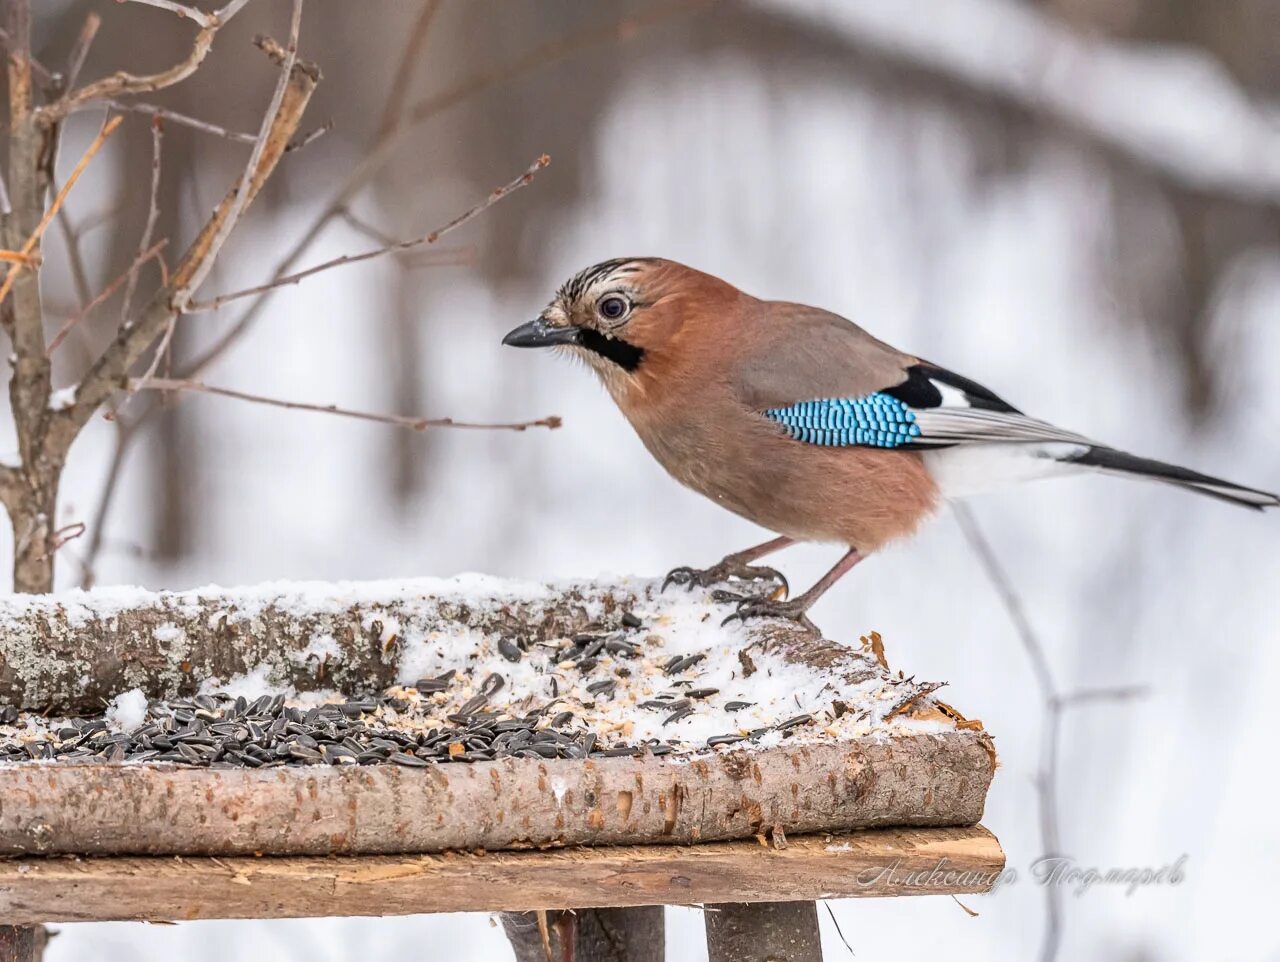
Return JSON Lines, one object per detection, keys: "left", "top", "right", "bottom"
{"left": 1068, "top": 446, "right": 1279, "bottom": 511}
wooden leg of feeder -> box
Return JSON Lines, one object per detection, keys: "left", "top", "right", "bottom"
{"left": 704, "top": 901, "right": 823, "bottom": 962}
{"left": 501, "top": 907, "right": 665, "bottom": 962}
{"left": 0, "top": 927, "right": 47, "bottom": 962}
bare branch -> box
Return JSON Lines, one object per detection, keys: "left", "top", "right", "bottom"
{"left": 0, "top": 23, "right": 52, "bottom": 89}
{"left": 65, "top": 13, "right": 102, "bottom": 90}
{"left": 91, "top": 99, "right": 257, "bottom": 143}
{"left": 1055, "top": 686, "right": 1148, "bottom": 709}
{"left": 135, "top": 313, "right": 176, "bottom": 383}
{"left": 0, "top": 116, "right": 123, "bottom": 308}
{"left": 377, "top": 0, "right": 441, "bottom": 138}
{"left": 43, "top": 0, "right": 252, "bottom": 122}
{"left": 79, "top": 412, "right": 147, "bottom": 589}
{"left": 180, "top": 3, "right": 696, "bottom": 378}
{"left": 52, "top": 196, "right": 93, "bottom": 309}
{"left": 47, "top": 239, "right": 168, "bottom": 356}
{"left": 405, "top": 1, "right": 701, "bottom": 127}
{"left": 128, "top": 377, "right": 562, "bottom": 432}
{"left": 186, "top": 154, "right": 550, "bottom": 312}
{"left": 953, "top": 504, "right": 1063, "bottom": 962}
{"left": 336, "top": 206, "right": 397, "bottom": 246}
{"left": 123, "top": 0, "right": 218, "bottom": 29}
{"left": 179, "top": 3, "right": 304, "bottom": 309}
{"left": 120, "top": 118, "right": 165, "bottom": 325}
{"left": 954, "top": 503, "right": 1148, "bottom": 962}
{"left": 48, "top": 26, "right": 320, "bottom": 451}
{"left": 284, "top": 119, "right": 332, "bottom": 152}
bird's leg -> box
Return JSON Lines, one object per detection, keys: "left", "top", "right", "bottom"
{"left": 663, "top": 535, "right": 794, "bottom": 595}
{"left": 722, "top": 548, "right": 865, "bottom": 631}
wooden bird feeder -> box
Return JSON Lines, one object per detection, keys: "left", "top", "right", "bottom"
{"left": 0, "top": 577, "right": 1005, "bottom": 961}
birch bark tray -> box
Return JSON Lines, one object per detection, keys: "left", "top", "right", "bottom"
{"left": 0, "top": 577, "right": 997, "bottom": 857}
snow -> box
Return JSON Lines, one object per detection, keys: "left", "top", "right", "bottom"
{"left": 105, "top": 689, "right": 148, "bottom": 732}
{"left": 47, "top": 386, "right": 77, "bottom": 411}
{"left": 198, "top": 664, "right": 290, "bottom": 700}
{"left": 0, "top": 573, "right": 584, "bottom": 618}
{"left": 0, "top": 579, "right": 965, "bottom": 761}
{"left": 374, "top": 580, "right": 959, "bottom": 751}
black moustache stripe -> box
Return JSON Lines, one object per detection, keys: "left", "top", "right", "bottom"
{"left": 578, "top": 328, "right": 645, "bottom": 372}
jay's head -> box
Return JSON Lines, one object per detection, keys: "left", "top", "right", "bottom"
{"left": 503, "top": 257, "right": 740, "bottom": 393}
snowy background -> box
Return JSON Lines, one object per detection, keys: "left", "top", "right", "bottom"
{"left": 14, "top": 1, "right": 1280, "bottom": 959}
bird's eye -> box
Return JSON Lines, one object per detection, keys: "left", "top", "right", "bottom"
{"left": 598, "top": 294, "right": 630, "bottom": 321}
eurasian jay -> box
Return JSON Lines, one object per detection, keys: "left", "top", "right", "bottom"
{"left": 504, "top": 258, "right": 1278, "bottom": 626}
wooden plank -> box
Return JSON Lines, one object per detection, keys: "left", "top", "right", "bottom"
{"left": 0, "top": 826, "right": 1004, "bottom": 924}
{"left": 705, "top": 902, "right": 822, "bottom": 962}
{"left": 0, "top": 735, "right": 994, "bottom": 857}
{"left": 502, "top": 908, "right": 665, "bottom": 962}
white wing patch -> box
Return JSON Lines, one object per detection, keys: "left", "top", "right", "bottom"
{"left": 909, "top": 377, "right": 1092, "bottom": 448}
{"left": 924, "top": 442, "right": 1091, "bottom": 498}
{"left": 907, "top": 375, "right": 1098, "bottom": 497}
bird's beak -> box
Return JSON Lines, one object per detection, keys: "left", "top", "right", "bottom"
{"left": 502, "top": 318, "right": 583, "bottom": 349}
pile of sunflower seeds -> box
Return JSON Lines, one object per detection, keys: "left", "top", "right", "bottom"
{"left": 0, "top": 688, "right": 658, "bottom": 768}
{"left": 0, "top": 608, "right": 825, "bottom": 769}
{"left": 0, "top": 687, "right": 813, "bottom": 768}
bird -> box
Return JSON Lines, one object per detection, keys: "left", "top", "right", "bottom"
{"left": 503, "top": 257, "right": 1278, "bottom": 628}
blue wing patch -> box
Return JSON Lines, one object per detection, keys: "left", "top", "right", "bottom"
{"left": 765, "top": 394, "right": 921, "bottom": 449}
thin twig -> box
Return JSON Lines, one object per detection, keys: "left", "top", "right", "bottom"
{"left": 52, "top": 521, "right": 86, "bottom": 550}
{"left": 405, "top": 0, "right": 701, "bottom": 128}
{"left": 174, "top": 0, "right": 304, "bottom": 311}
{"left": 136, "top": 314, "right": 177, "bottom": 383}
{"left": 47, "top": 240, "right": 168, "bottom": 356}
{"left": 121, "top": 119, "right": 165, "bottom": 325}
{"left": 186, "top": 154, "right": 550, "bottom": 312}
{"left": 49, "top": 16, "right": 320, "bottom": 451}
{"left": 1055, "top": 686, "right": 1148, "bottom": 708}
{"left": 377, "top": 0, "right": 440, "bottom": 138}
{"left": 123, "top": 0, "right": 217, "bottom": 28}
{"left": 51, "top": 179, "right": 94, "bottom": 309}
{"left": 0, "top": 115, "right": 123, "bottom": 308}
{"left": 79, "top": 410, "right": 147, "bottom": 590}
{"left": 180, "top": 3, "right": 694, "bottom": 377}
{"left": 128, "top": 378, "right": 562, "bottom": 432}
{"left": 337, "top": 206, "right": 398, "bottom": 246}
{"left": 65, "top": 13, "right": 102, "bottom": 90}
{"left": 92, "top": 99, "right": 257, "bottom": 143}
{"left": 953, "top": 503, "right": 1146, "bottom": 962}
{"left": 284, "top": 119, "right": 332, "bottom": 152}
{"left": 0, "top": 24, "right": 53, "bottom": 88}
{"left": 822, "top": 901, "right": 855, "bottom": 957}
{"left": 45, "top": 0, "right": 253, "bottom": 121}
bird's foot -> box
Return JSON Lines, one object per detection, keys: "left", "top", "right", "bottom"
{"left": 662, "top": 559, "right": 788, "bottom": 597}
{"left": 720, "top": 595, "right": 817, "bottom": 632}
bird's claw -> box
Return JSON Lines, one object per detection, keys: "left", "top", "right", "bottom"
{"left": 661, "top": 561, "right": 788, "bottom": 596}
{"left": 661, "top": 566, "right": 701, "bottom": 592}
{"left": 720, "top": 595, "right": 817, "bottom": 632}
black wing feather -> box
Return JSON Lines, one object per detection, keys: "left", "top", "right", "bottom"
{"left": 882, "top": 363, "right": 1021, "bottom": 414}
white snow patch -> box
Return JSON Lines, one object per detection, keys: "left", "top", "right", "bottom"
{"left": 152, "top": 623, "right": 184, "bottom": 644}
{"left": 290, "top": 631, "right": 343, "bottom": 666}
{"left": 48, "top": 386, "right": 77, "bottom": 411}
{"left": 105, "top": 688, "right": 148, "bottom": 732}
{"left": 198, "top": 664, "right": 290, "bottom": 699}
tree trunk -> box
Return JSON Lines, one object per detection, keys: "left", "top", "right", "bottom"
{"left": 8, "top": 475, "right": 60, "bottom": 595}
{"left": 502, "top": 907, "right": 665, "bottom": 962}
